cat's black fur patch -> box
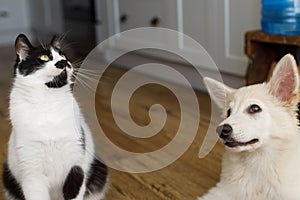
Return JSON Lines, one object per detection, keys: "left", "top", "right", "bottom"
{"left": 85, "top": 158, "right": 108, "bottom": 195}
{"left": 63, "top": 166, "right": 84, "bottom": 200}
{"left": 15, "top": 47, "right": 52, "bottom": 76}
{"left": 45, "top": 69, "right": 68, "bottom": 88}
{"left": 2, "top": 162, "right": 25, "bottom": 200}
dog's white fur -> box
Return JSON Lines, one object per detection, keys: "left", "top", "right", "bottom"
{"left": 199, "top": 54, "right": 300, "bottom": 200}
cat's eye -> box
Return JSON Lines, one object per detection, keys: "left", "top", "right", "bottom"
{"left": 227, "top": 108, "right": 231, "bottom": 117}
{"left": 248, "top": 104, "right": 262, "bottom": 114}
{"left": 39, "top": 55, "right": 49, "bottom": 61}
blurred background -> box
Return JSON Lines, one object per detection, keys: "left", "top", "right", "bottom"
{"left": 0, "top": 0, "right": 261, "bottom": 89}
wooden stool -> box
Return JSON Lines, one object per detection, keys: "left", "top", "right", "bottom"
{"left": 245, "top": 30, "right": 300, "bottom": 85}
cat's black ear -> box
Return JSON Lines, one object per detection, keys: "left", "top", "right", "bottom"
{"left": 15, "top": 34, "right": 33, "bottom": 61}
{"left": 51, "top": 35, "right": 61, "bottom": 49}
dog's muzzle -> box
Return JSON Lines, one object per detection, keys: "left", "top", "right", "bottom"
{"left": 216, "top": 124, "right": 259, "bottom": 148}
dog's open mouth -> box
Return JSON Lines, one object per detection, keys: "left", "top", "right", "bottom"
{"left": 224, "top": 138, "right": 259, "bottom": 148}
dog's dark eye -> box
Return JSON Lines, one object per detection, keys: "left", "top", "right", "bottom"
{"left": 227, "top": 108, "right": 231, "bottom": 117}
{"left": 248, "top": 104, "right": 262, "bottom": 114}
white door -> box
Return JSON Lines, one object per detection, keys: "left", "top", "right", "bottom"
{"left": 99, "top": 0, "right": 260, "bottom": 77}
{"left": 204, "top": 0, "right": 261, "bottom": 76}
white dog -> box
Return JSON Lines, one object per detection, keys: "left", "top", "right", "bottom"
{"left": 199, "top": 54, "right": 300, "bottom": 200}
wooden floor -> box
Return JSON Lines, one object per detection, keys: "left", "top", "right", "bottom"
{"left": 0, "top": 47, "right": 225, "bottom": 200}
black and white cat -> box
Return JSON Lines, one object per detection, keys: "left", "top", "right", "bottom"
{"left": 2, "top": 34, "right": 108, "bottom": 200}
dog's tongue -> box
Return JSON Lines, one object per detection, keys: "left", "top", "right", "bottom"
{"left": 224, "top": 139, "right": 259, "bottom": 148}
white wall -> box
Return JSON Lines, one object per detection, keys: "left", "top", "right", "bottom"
{"left": 208, "top": 0, "right": 261, "bottom": 76}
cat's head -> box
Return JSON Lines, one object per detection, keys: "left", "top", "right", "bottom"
{"left": 14, "top": 34, "right": 73, "bottom": 88}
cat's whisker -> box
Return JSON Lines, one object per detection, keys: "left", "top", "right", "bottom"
{"left": 73, "top": 69, "right": 102, "bottom": 76}
{"left": 72, "top": 58, "right": 83, "bottom": 65}
{"left": 77, "top": 74, "right": 99, "bottom": 81}
{"left": 53, "top": 32, "right": 69, "bottom": 48}
{"left": 61, "top": 42, "right": 79, "bottom": 52}
{"left": 73, "top": 75, "right": 97, "bottom": 92}
{"left": 72, "top": 75, "right": 87, "bottom": 89}
{"left": 72, "top": 63, "right": 85, "bottom": 69}
{"left": 74, "top": 68, "right": 104, "bottom": 76}
{"left": 58, "top": 32, "right": 69, "bottom": 44}
{"left": 75, "top": 71, "right": 101, "bottom": 78}
{"left": 39, "top": 39, "right": 47, "bottom": 50}
{"left": 75, "top": 73, "right": 100, "bottom": 84}
{"left": 74, "top": 71, "right": 112, "bottom": 82}
{"left": 75, "top": 74, "right": 99, "bottom": 83}
{"left": 79, "top": 68, "right": 103, "bottom": 72}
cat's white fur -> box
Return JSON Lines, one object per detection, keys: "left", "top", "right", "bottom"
{"left": 6, "top": 48, "right": 106, "bottom": 200}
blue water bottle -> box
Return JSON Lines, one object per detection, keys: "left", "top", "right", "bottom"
{"left": 261, "top": 0, "right": 300, "bottom": 35}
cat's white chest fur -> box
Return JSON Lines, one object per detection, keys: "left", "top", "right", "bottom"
{"left": 10, "top": 83, "right": 80, "bottom": 139}
{"left": 9, "top": 85, "right": 84, "bottom": 183}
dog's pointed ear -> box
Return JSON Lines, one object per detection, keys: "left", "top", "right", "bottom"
{"left": 203, "top": 77, "right": 235, "bottom": 108}
{"left": 15, "top": 34, "right": 33, "bottom": 61}
{"left": 268, "top": 54, "right": 299, "bottom": 104}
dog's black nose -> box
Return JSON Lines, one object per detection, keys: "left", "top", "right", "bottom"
{"left": 55, "top": 60, "right": 70, "bottom": 69}
{"left": 216, "top": 124, "right": 232, "bottom": 139}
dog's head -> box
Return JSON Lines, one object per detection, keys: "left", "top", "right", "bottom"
{"left": 204, "top": 54, "right": 300, "bottom": 152}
